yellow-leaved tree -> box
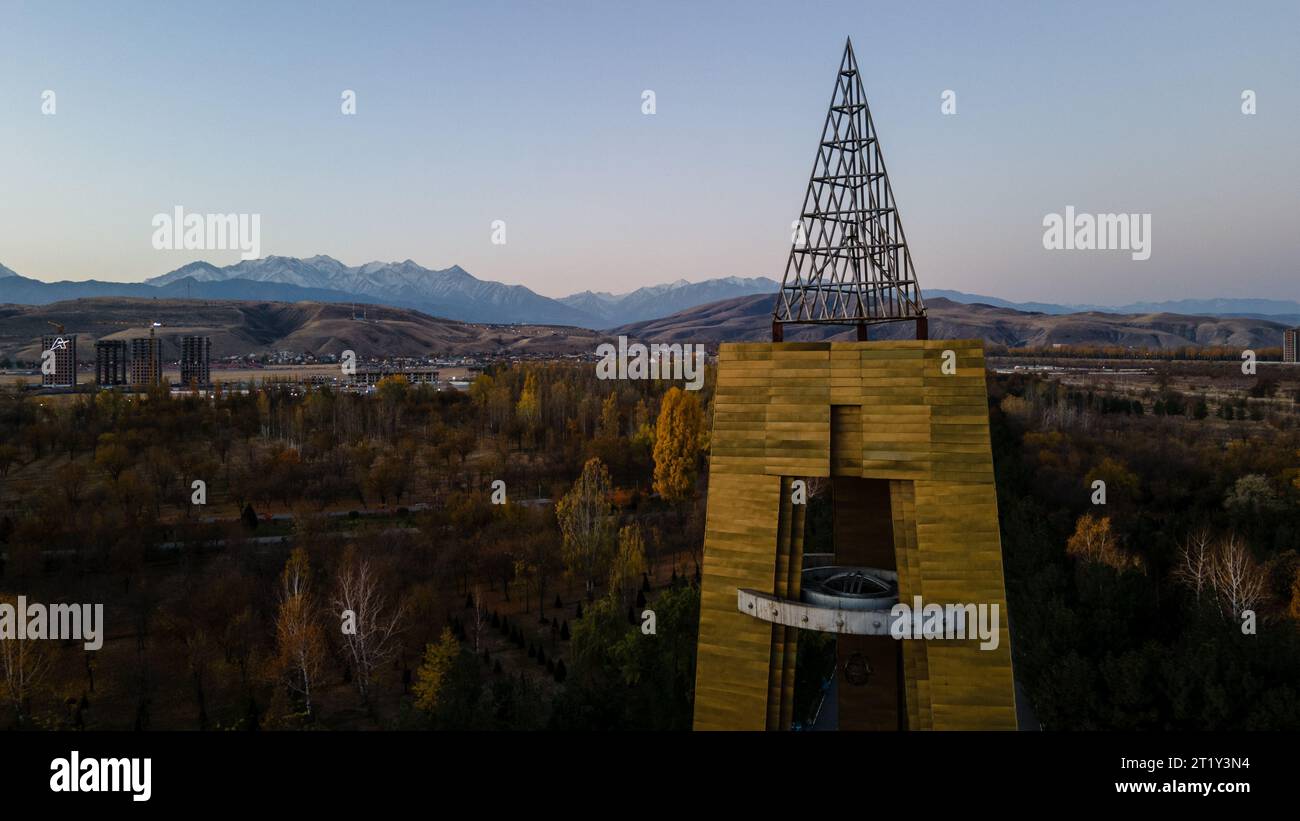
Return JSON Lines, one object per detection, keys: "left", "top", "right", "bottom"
{"left": 413, "top": 628, "right": 459, "bottom": 716}
{"left": 1066, "top": 513, "right": 1143, "bottom": 575}
{"left": 516, "top": 370, "right": 541, "bottom": 444}
{"left": 652, "top": 387, "right": 704, "bottom": 505}
{"left": 556, "top": 457, "right": 616, "bottom": 598}
{"left": 610, "top": 523, "right": 647, "bottom": 609}
{"left": 273, "top": 547, "right": 325, "bottom": 718}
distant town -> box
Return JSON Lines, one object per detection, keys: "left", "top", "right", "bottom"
{"left": 11, "top": 340, "right": 481, "bottom": 396}
{"left": 0, "top": 321, "right": 622, "bottom": 396}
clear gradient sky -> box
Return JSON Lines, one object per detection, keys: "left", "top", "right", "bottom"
{"left": 2, "top": 0, "right": 1297, "bottom": 302}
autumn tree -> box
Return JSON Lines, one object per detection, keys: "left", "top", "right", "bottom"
{"left": 513, "top": 557, "right": 538, "bottom": 612}
{"left": 365, "top": 453, "right": 412, "bottom": 506}
{"left": 376, "top": 374, "right": 409, "bottom": 438}
{"left": 653, "top": 387, "right": 704, "bottom": 504}
{"left": 1224, "top": 474, "right": 1283, "bottom": 517}
{"left": 556, "top": 457, "right": 616, "bottom": 599}
{"left": 55, "top": 461, "right": 88, "bottom": 506}
{"left": 273, "top": 548, "right": 326, "bottom": 718}
{"left": 1084, "top": 457, "right": 1139, "bottom": 511}
{"left": 598, "top": 392, "right": 620, "bottom": 439}
{"left": 413, "top": 627, "right": 459, "bottom": 715}
{"left": 610, "top": 524, "right": 647, "bottom": 610}
{"left": 94, "top": 434, "right": 132, "bottom": 481}
{"left": 516, "top": 370, "right": 541, "bottom": 448}
{"left": 523, "top": 522, "right": 562, "bottom": 618}
{"left": 1065, "top": 513, "right": 1143, "bottom": 574}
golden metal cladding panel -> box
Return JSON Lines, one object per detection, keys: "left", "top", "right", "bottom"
{"left": 693, "top": 340, "right": 1017, "bottom": 731}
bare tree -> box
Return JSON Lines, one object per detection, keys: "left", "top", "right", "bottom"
{"left": 470, "top": 584, "right": 486, "bottom": 652}
{"left": 334, "top": 551, "right": 405, "bottom": 704}
{"left": 0, "top": 597, "right": 51, "bottom": 725}
{"left": 1174, "top": 526, "right": 1215, "bottom": 602}
{"left": 1211, "top": 534, "right": 1266, "bottom": 620}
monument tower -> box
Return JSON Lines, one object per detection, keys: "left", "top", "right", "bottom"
{"left": 692, "top": 38, "right": 1017, "bottom": 731}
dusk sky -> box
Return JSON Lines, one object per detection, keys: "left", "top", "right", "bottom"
{"left": 2, "top": 0, "right": 1297, "bottom": 303}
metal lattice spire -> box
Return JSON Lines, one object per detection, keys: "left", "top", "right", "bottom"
{"left": 772, "top": 38, "right": 927, "bottom": 341}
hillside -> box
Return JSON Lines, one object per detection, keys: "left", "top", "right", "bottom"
{"left": 2, "top": 292, "right": 1292, "bottom": 364}
{"left": 929, "top": 288, "right": 1300, "bottom": 320}
{"left": 609, "top": 295, "right": 1293, "bottom": 350}
{"left": 0, "top": 298, "right": 606, "bottom": 361}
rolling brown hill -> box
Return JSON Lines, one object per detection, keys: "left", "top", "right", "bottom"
{"left": 0, "top": 298, "right": 608, "bottom": 361}
{"left": 2, "top": 293, "right": 1290, "bottom": 364}
{"left": 609, "top": 295, "right": 1293, "bottom": 350}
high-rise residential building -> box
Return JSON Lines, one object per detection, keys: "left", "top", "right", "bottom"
{"left": 180, "top": 336, "right": 211, "bottom": 387}
{"left": 129, "top": 335, "right": 161, "bottom": 387}
{"left": 40, "top": 333, "right": 77, "bottom": 387}
{"left": 1285, "top": 328, "right": 1299, "bottom": 364}
{"left": 95, "top": 339, "right": 128, "bottom": 386}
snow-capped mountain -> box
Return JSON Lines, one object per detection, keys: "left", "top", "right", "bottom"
{"left": 145, "top": 258, "right": 782, "bottom": 327}
{"left": 556, "top": 290, "right": 621, "bottom": 319}
{"left": 559, "top": 276, "right": 780, "bottom": 325}
{"left": 1, "top": 257, "right": 785, "bottom": 327}
{"left": 146, "top": 256, "right": 600, "bottom": 325}
{"left": 6, "top": 257, "right": 1300, "bottom": 332}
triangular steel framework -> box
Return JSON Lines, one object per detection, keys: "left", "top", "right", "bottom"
{"left": 772, "top": 38, "right": 927, "bottom": 341}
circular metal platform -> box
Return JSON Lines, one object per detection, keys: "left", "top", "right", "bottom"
{"left": 801, "top": 566, "right": 898, "bottom": 611}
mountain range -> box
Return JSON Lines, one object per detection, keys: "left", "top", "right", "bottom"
{"left": 558, "top": 276, "right": 779, "bottom": 325}
{"left": 0, "top": 257, "right": 781, "bottom": 329}
{"left": 929, "top": 289, "right": 1300, "bottom": 325}
{"left": 144, "top": 256, "right": 600, "bottom": 326}
{"left": 2, "top": 258, "right": 1300, "bottom": 350}
{"left": 3, "top": 257, "right": 1298, "bottom": 333}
